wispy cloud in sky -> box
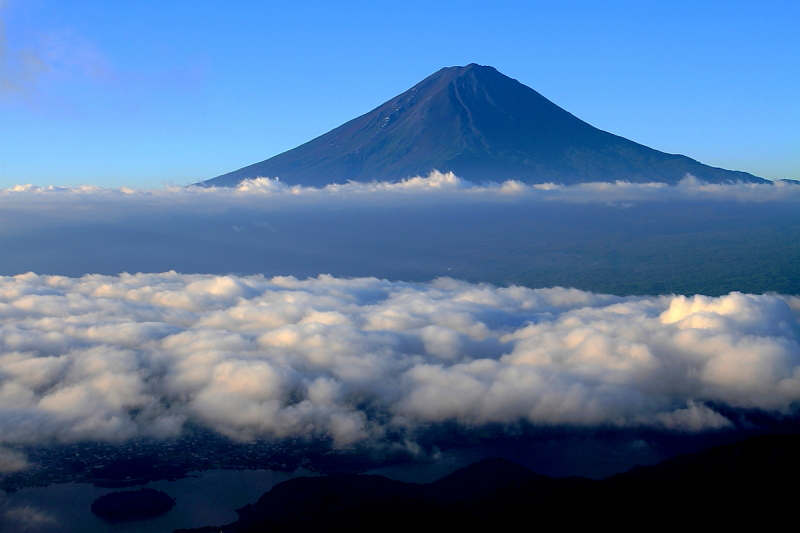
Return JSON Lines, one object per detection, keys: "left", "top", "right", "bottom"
{"left": 0, "top": 2, "right": 110, "bottom": 103}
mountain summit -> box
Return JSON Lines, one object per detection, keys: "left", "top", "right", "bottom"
{"left": 204, "top": 64, "right": 765, "bottom": 187}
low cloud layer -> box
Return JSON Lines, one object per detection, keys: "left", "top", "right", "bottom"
{"left": 4, "top": 172, "right": 800, "bottom": 203}
{"left": 1, "top": 272, "right": 799, "bottom": 466}
{"left": 3, "top": 172, "right": 800, "bottom": 295}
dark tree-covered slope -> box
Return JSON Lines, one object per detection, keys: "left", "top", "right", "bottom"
{"left": 179, "top": 433, "right": 800, "bottom": 532}
{"left": 204, "top": 64, "right": 765, "bottom": 187}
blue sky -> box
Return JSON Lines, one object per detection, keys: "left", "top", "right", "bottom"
{"left": 1, "top": 0, "right": 797, "bottom": 188}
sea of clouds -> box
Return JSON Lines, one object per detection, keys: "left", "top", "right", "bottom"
{"left": 1, "top": 271, "right": 799, "bottom": 471}
{"left": 2, "top": 173, "right": 800, "bottom": 472}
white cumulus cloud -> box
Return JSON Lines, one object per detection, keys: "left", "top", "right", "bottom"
{"left": 1, "top": 272, "right": 799, "bottom": 462}
{"left": 3, "top": 172, "right": 800, "bottom": 203}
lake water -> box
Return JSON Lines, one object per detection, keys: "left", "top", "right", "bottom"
{"left": 0, "top": 430, "right": 733, "bottom": 532}
{"left": 0, "top": 469, "right": 316, "bottom": 533}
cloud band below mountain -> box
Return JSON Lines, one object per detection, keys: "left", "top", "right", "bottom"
{"left": 4, "top": 172, "right": 800, "bottom": 203}
{"left": 1, "top": 272, "right": 799, "bottom": 468}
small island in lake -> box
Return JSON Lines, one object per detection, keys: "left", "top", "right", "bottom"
{"left": 91, "top": 487, "right": 176, "bottom": 521}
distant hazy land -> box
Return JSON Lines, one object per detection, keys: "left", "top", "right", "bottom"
{"left": 2, "top": 188, "right": 798, "bottom": 296}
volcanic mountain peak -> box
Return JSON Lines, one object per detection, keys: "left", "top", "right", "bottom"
{"left": 203, "top": 64, "right": 765, "bottom": 187}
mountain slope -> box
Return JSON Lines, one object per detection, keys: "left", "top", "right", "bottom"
{"left": 203, "top": 64, "right": 765, "bottom": 187}
{"left": 178, "top": 434, "right": 800, "bottom": 532}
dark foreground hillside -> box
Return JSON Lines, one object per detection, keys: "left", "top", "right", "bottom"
{"left": 180, "top": 433, "right": 800, "bottom": 532}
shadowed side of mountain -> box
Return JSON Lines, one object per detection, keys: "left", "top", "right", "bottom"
{"left": 423, "top": 456, "right": 550, "bottom": 502}
{"left": 603, "top": 432, "right": 800, "bottom": 523}
{"left": 610, "top": 432, "right": 800, "bottom": 483}
{"left": 177, "top": 434, "right": 800, "bottom": 532}
{"left": 203, "top": 64, "right": 766, "bottom": 187}
{"left": 175, "top": 458, "right": 573, "bottom": 532}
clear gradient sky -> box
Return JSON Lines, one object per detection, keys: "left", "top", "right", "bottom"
{"left": 1, "top": 0, "right": 798, "bottom": 188}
